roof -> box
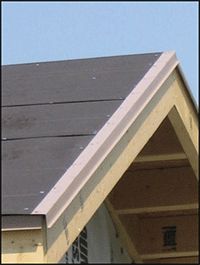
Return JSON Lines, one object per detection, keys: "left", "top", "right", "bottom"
{"left": 2, "top": 51, "right": 197, "bottom": 226}
{"left": 2, "top": 52, "right": 161, "bottom": 215}
{"left": 2, "top": 51, "right": 198, "bottom": 263}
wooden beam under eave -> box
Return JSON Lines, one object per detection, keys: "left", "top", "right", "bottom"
{"left": 167, "top": 71, "right": 198, "bottom": 179}
{"left": 144, "top": 256, "right": 199, "bottom": 264}
{"left": 168, "top": 107, "right": 198, "bottom": 179}
{"left": 105, "top": 200, "right": 143, "bottom": 263}
{"left": 116, "top": 203, "right": 198, "bottom": 215}
{"left": 140, "top": 251, "right": 199, "bottom": 261}
{"left": 108, "top": 166, "right": 198, "bottom": 211}
{"left": 135, "top": 153, "right": 187, "bottom": 163}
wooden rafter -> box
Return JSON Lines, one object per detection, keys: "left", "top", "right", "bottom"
{"left": 168, "top": 71, "right": 198, "bottom": 178}
{"left": 141, "top": 251, "right": 199, "bottom": 260}
{"left": 168, "top": 107, "right": 198, "bottom": 178}
{"left": 105, "top": 200, "right": 143, "bottom": 263}
{"left": 135, "top": 153, "right": 187, "bottom": 163}
{"left": 116, "top": 204, "right": 198, "bottom": 215}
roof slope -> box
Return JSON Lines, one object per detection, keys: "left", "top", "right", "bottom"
{"left": 2, "top": 52, "right": 161, "bottom": 215}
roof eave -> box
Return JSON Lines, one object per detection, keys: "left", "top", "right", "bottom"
{"left": 1, "top": 215, "right": 44, "bottom": 231}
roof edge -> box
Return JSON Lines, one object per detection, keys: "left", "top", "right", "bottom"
{"left": 2, "top": 51, "right": 161, "bottom": 67}
{"left": 32, "top": 51, "right": 179, "bottom": 227}
{"left": 1, "top": 215, "right": 44, "bottom": 231}
{"left": 176, "top": 65, "right": 198, "bottom": 112}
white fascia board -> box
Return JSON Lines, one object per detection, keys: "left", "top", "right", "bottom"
{"left": 32, "top": 51, "right": 179, "bottom": 227}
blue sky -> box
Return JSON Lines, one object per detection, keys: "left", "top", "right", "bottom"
{"left": 2, "top": 1, "right": 199, "bottom": 103}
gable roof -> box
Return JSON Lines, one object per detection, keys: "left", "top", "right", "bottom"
{"left": 2, "top": 51, "right": 197, "bottom": 227}
{"left": 2, "top": 52, "right": 161, "bottom": 215}
{"left": 2, "top": 51, "right": 198, "bottom": 263}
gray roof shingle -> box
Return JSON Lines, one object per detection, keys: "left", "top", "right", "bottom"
{"left": 2, "top": 52, "right": 161, "bottom": 214}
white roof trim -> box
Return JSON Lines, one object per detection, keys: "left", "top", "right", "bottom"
{"left": 32, "top": 51, "right": 179, "bottom": 227}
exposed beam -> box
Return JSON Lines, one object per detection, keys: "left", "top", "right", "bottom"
{"left": 168, "top": 108, "right": 198, "bottom": 179}
{"left": 168, "top": 71, "right": 198, "bottom": 178}
{"left": 135, "top": 153, "right": 187, "bottom": 163}
{"left": 141, "top": 251, "right": 199, "bottom": 260}
{"left": 116, "top": 203, "right": 198, "bottom": 215}
{"left": 105, "top": 200, "right": 143, "bottom": 263}
{"left": 108, "top": 166, "right": 197, "bottom": 211}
